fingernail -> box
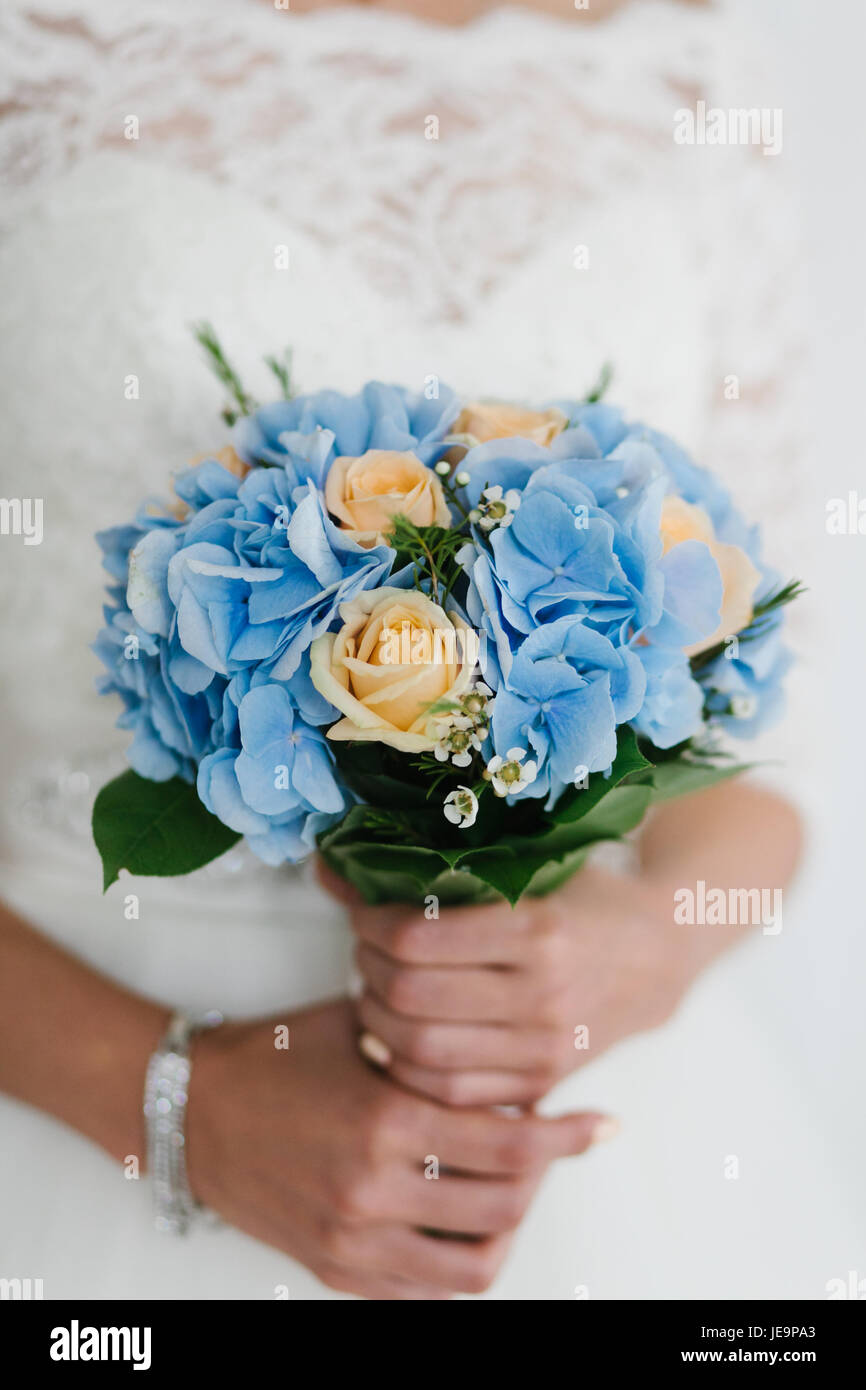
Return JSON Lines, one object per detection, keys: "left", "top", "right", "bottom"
{"left": 590, "top": 1117, "right": 620, "bottom": 1146}
{"left": 358, "top": 1031, "right": 392, "bottom": 1069}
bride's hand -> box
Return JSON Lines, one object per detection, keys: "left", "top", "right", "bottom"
{"left": 0, "top": 909, "right": 609, "bottom": 1301}
{"left": 187, "top": 998, "right": 610, "bottom": 1298}
{"left": 335, "top": 866, "right": 676, "bottom": 1106}
{"left": 325, "top": 781, "right": 803, "bottom": 1107}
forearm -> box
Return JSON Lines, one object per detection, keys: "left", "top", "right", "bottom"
{"left": 638, "top": 778, "right": 804, "bottom": 972}
{"left": 0, "top": 903, "right": 169, "bottom": 1164}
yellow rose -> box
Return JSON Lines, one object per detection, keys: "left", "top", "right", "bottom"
{"left": 660, "top": 496, "right": 761, "bottom": 657}
{"left": 325, "top": 449, "right": 451, "bottom": 548}
{"left": 453, "top": 401, "right": 568, "bottom": 447}
{"left": 310, "top": 588, "right": 477, "bottom": 753}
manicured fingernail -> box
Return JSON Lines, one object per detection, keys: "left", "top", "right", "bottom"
{"left": 358, "top": 1031, "right": 392, "bottom": 1068}
{"left": 590, "top": 1117, "right": 620, "bottom": 1145}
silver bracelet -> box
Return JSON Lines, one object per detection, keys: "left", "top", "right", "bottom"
{"left": 143, "top": 1009, "right": 223, "bottom": 1235}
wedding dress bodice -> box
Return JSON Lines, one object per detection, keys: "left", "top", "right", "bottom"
{"left": 1, "top": 1, "right": 845, "bottom": 1303}
{"left": 1, "top": 0, "right": 803, "bottom": 446}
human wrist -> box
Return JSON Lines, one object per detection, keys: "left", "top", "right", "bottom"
{"left": 641, "top": 861, "right": 757, "bottom": 986}
{"left": 183, "top": 1018, "right": 250, "bottom": 1212}
{"left": 61, "top": 992, "right": 171, "bottom": 1169}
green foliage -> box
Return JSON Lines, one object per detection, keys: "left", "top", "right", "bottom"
{"left": 193, "top": 322, "right": 296, "bottom": 424}
{"left": 92, "top": 770, "right": 240, "bottom": 891}
{"left": 750, "top": 578, "right": 805, "bottom": 627}
{"left": 387, "top": 515, "right": 468, "bottom": 604}
{"left": 263, "top": 347, "right": 295, "bottom": 400}
{"left": 91, "top": 731, "right": 751, "bottom": 904}
{"left": 689, "top": 579, "right": 804, "bottom": 673}
{"left": 631, "top": 756, "right": 751, "bottom": 802}
{"left": 582, "top": 361, "right": 614, "bottom": 404}
{"left": 318, "top": 725, "right": 690, "bottom": 908}
{"left": 192, "top": 320, "right": 257, "bottom": 425}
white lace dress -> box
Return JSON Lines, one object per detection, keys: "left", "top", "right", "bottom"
{"left": 0, "top": 0, "right": 861, "bottom": 1299}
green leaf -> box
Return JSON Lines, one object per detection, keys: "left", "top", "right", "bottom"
{"left": 552, "top": 725, "right": 652, "bottom": 825}
{"left": 547, "top": 783, "right": 650, "bottom": 834}
{"left": 556, "top": 783, "right": 652, "bottom": 840}
{"left": 452, "top": 785, "right": 653, "bottom": 904}
{"left": 520, "top": 848, "right": 595, "bottom": 898}
{"left": 689, "top": 578, "right": 804, "bottom": 672}
{"left": 318, "top": 838, "right": 450, "bottom": 905}
{"left": 444, "top": 847, "right": 554, "bottom": 905}
{"left": 316, "top": 725, "right": 753, "bottom": 907}
{"left": 582, "top": 360, "right": 614, "bottom": 404}
{"left": 92, "top": 770, "right": 240, "bottom": 890}
{"left": 263, "top": 346, "right": 295, "bottom": 400}
{"left": 386, "top": 516, "right": 468, "bottom": 603}
{"left": 318, "top": 728, "right": 659, "bottom": 906}
{"left": 191, "top": 321, "right": 257, "bottom": 419}
{"left": 332, "top": 744, "right": 433, "bottom": 813}
{"left": 640, "top": 758, "right": 752, "bottom": 802}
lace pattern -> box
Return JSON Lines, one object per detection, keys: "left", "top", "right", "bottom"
{"left": 0, "top": 0, "right": 811, "bottom": 865}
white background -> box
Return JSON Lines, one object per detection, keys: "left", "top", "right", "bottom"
{"left": 729, "top": 0, "right": 866, "bottom": 1188}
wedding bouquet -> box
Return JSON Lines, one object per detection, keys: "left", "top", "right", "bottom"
{"left": 92, "top": 332, "right": 799, "bottom": 906}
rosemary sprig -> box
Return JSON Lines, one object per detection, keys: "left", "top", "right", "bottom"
{"left": 411, "top": 750, "right": 490, "bottom": 802}
{"left": 192, "top": 321, "right": 257, "bottom": 425}
{"left": 689, "top": 578, "right": 805, "bottom": 673}
{"left": 388, "top": 516, "right": 469, "bottom": 604}
{"left": 411, "top": 754, "right": 463, "bottom": 796}
{"left": 263, "top": 347, "right": 295, "bottom": 400}
{"left": 583, "top": 361, "right": 614, "bottom": 404}
{"left": 749, "top": 578, "right": 806, "bottom": 625}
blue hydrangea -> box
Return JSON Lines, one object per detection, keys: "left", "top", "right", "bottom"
{"left": 460, "top": 407, "right": 787, "bottom": 757}
{"left": 234, "top": 381, "right": 459, "bottom": 488}
{"left": 95, "top": 421, "right": 399, "bottom": 860}
{"left": 96, "top": 382, "right": 792, "bottom": 866}
{"left": 197, "top": 682, "right": 348, "bottom": 865}
{"left": 696, "top": 606, "right": 792, "bottom": 737}
{"left": 489, "top": 618, "right": 646, "bottom": 807}
{"left": 95, "top": 506, "right": 224, "bottom": 783}
{"left": 461, "top": 443, "right": 666, "bottom": 674}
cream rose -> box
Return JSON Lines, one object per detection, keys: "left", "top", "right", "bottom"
{"left": 310, "top": 588, "right": 476, "bottom": 752}
{"left": 325, "top": 449, "right": 451, "bottom": 548}
{"left": 660, "top": 496, "right": 761, "bottom": 657}
{"left": 453, "top": 401, "right": 568, "bottom": 447}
